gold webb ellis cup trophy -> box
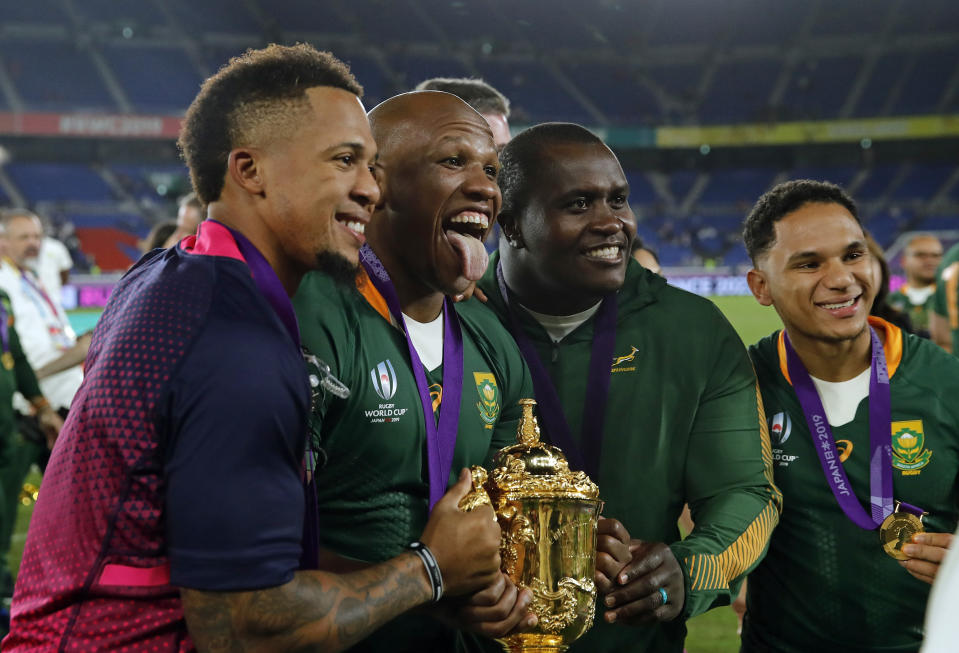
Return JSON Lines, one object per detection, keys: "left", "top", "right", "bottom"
{"left": 459, "top": 398, "right": 603, "bottom": 653}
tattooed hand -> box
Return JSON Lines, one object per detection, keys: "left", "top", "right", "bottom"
{"left": 182, "top": 551, "right": 434, "bottom": 653}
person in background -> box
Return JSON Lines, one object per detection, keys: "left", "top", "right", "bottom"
{"left": 0, "top": 210, "right": 84, "bottom": 419}
{"left": 866, "top": 232, "right": 914, "bottom": 334}
{"left": 630, "top": 237, "right": 662, "bottom": 276}
{"left": 414, "top": 77, "right": 511, "bottom": 150}
{"left": 888, "top": 233, "right": 942, "bottom": 339}
{"left": 162, "top": 192, "right": 205, "bottom": 248}
{"left": 35, "top": 218, "right": 72, "bottom": 303}
{"left": 930, "top": 240, "right": 959, "bottom": 355}
{"left": 140, "top": 220, "right": 178, "bottom": 254}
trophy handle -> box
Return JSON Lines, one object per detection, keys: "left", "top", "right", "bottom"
{"left": 458, "top": 465, "right": 493, "bottom": 512}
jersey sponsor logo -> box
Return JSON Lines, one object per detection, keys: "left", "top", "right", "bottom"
{"left": 611, "top": 345, "right": 638, "bottom": 373}
{"left": 891, "top": 420, "right": 932, "bottom": 475}
{"left": 473, "top": 373, "right": 500, "bottom": 428}
{"left": 370, "top": 359, "right": 398, "bottom": 400}
{"left": 770, "top": 412, "right": 792, "bottom": 445}
{"left": 835, "top": 439, "right": 853, "bottom": 463}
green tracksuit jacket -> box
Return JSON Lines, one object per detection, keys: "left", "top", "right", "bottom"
{"left": 477, "top": 254, "right": 781, "bottom": 652}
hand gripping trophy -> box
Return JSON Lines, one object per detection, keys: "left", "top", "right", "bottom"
{"left": 460, "top": 399, "right": 603, "bottom": 653}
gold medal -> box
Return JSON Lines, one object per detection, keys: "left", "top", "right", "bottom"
{"left": 1, "top": 352, "right": 13, "bottom": 371}
{"left": 879, "top": 501, "right": 927, "bottom": 560}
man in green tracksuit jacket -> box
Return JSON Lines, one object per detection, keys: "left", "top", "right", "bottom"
{"left": 476, "top": 123, "right": 781, "bottom": 652}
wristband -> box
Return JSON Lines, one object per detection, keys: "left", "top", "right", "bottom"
{"left": 408, "top": 541, "right": 443, "bottom": 602}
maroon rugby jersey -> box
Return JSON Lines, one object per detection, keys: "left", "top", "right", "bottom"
{"left": 5, "top": 222, "right": 310, "bottom": 651}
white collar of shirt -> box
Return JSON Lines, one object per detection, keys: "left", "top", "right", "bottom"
{"left": 810, "top": 366, "right": 871, "bottom": 427}
{"left": 521, "top": 301, "right": 602, "bottom": 343}
{"left": 403, "top": 311, "right": 444, "bottom": 372}
{"left": 902, "top": 283, "right": 935, "bottom": 305}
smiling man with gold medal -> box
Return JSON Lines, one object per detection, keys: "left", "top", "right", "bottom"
{"left": 743, "top": 180, "right": 959, "bottom": 652}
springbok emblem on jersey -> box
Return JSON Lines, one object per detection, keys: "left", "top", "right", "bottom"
{"left": 611, "top": 346, "right": 639, "bottom": 368}
{"left": 891, "top": 420, "right": 932, "bottom": 475}
{"left": 473, "top": 372, "right": 500, "bottom": 427}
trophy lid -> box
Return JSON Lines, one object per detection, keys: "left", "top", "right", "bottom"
{"left": 488, "top": 399, "right": 599, "bottom": 500}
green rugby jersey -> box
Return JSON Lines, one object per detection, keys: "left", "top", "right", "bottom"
{"left": 478, "top": 254, "right": 781, "bottom": 653}
{"left": 294, "top": 268, "right": 533, "bottom": 653}
{"left": 888, "top": 284, "right": 934, "bottom": 335}
{"left": 745, "top": 318, "right": 959, "bottom": 653}
{"left": 932, "top": 242, "right": 959, "bottom": 356}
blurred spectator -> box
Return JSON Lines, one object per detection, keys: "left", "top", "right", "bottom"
{"left": 888, "top": 234, "right": 942, "bottom": 339}
{"left": 36, "top": 220, "right": 73, "bottom": 302}
{"left": 414, "top": 77, "right": 511, "bottom": 149}
{"left": 865, "top": 232, "right": 913, "bottom": 333}
{"left": 931, "top": 241, "right": 959, "bottom": 355}
{"left": 0, "top": 210, "right": 85, "bottom": 414}
{"left": 140, "top": 219, "right": 178, "bottom": 254}
{"left": 162, "top": 192, "right": 204, "bottom": 248}
{"left": 631, "top": 237, "right": 662, "bottom": 275}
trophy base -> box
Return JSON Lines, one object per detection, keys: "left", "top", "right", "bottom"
{"left": 498, "top": 633, "right": 568, "bottom": 653}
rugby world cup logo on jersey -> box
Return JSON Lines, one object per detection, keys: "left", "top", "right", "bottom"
{"left": 371, "top": 359, "right": 398, "bottom": 400}
{"left": 770, "top": 412, "right": 792, "bottom": 445}
{"left": 769, "top": 412, "right": 799, "bottom": 467}
{"left": 891, "top": 420, "right": 932, "bottom": 475}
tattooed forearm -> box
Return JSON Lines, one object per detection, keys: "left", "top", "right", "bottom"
{"left": 181, "top": 552, "right": 431, "bottom": 652}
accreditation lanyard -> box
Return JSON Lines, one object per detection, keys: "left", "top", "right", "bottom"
{"left": 19, "top": 269, "right": 72, "bottom": 345}
{"left": 495, "top": 262, "right": 615, "bottom": 478}
{"left": 19, "top": 269, "right": 60, "bottom": 321}
{"left": 784, "top": 327, "right": 894, "bottom": 529}
{"left": 360, "top": 244, "right": 464, "bottom": 511}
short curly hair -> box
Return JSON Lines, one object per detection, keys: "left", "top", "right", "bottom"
{"left": 178, "top": 43, "right": 362, "bottom": 205}
{"left": 743, "top": 179, "right": 860, "bottom": 263}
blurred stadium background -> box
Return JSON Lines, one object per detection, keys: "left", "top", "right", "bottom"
{"left": 2, "top": 0, "right": 958, "bottom": 649}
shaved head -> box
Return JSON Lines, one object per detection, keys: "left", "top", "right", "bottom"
{"left": 368, "top": 91, "right": 490, "bottom": 161}
{"left": 363, "top": 90, "right": 501, "bottom": 309}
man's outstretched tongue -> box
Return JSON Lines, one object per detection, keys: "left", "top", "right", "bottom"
{"left": 446, "top": 230, "right": 489, "bottom": 282}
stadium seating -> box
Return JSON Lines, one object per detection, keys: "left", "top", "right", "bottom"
{"left": 100, "top": 44, "right": 202, "bottom": 114}
{"left": 0, "top": 1, "right": 956, "bottom": 271}
{"left": 0, "top": 40, "right": 116, "bottom": 112}
{"left": 6, "top": 163, "right": 116, "bottom": 203}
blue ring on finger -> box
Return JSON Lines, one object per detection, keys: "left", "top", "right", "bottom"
{"left": 658, "top": 587, "right": 668, "bottom": 605}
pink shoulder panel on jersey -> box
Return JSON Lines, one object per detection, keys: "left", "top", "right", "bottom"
{"left": 179, "top": 220, "right": 246, "bottom": 262}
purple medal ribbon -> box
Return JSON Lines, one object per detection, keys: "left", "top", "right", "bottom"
{"left": 495, "top": 262, "right": 616, "bottom": 477}
{"left": 215, "top": 222, "right": 300, "bottom": 345}
{"left": 784, "top": 327, "right": 894, "bottom": 529}
{"left": 360, "top": 244, "right": 464, "bottom": 511}
{"left": 0, "top": 301, "right": 9, "bottom": 358}
{"left": 211, "top": 222, "right": 318, "bottom": 566}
